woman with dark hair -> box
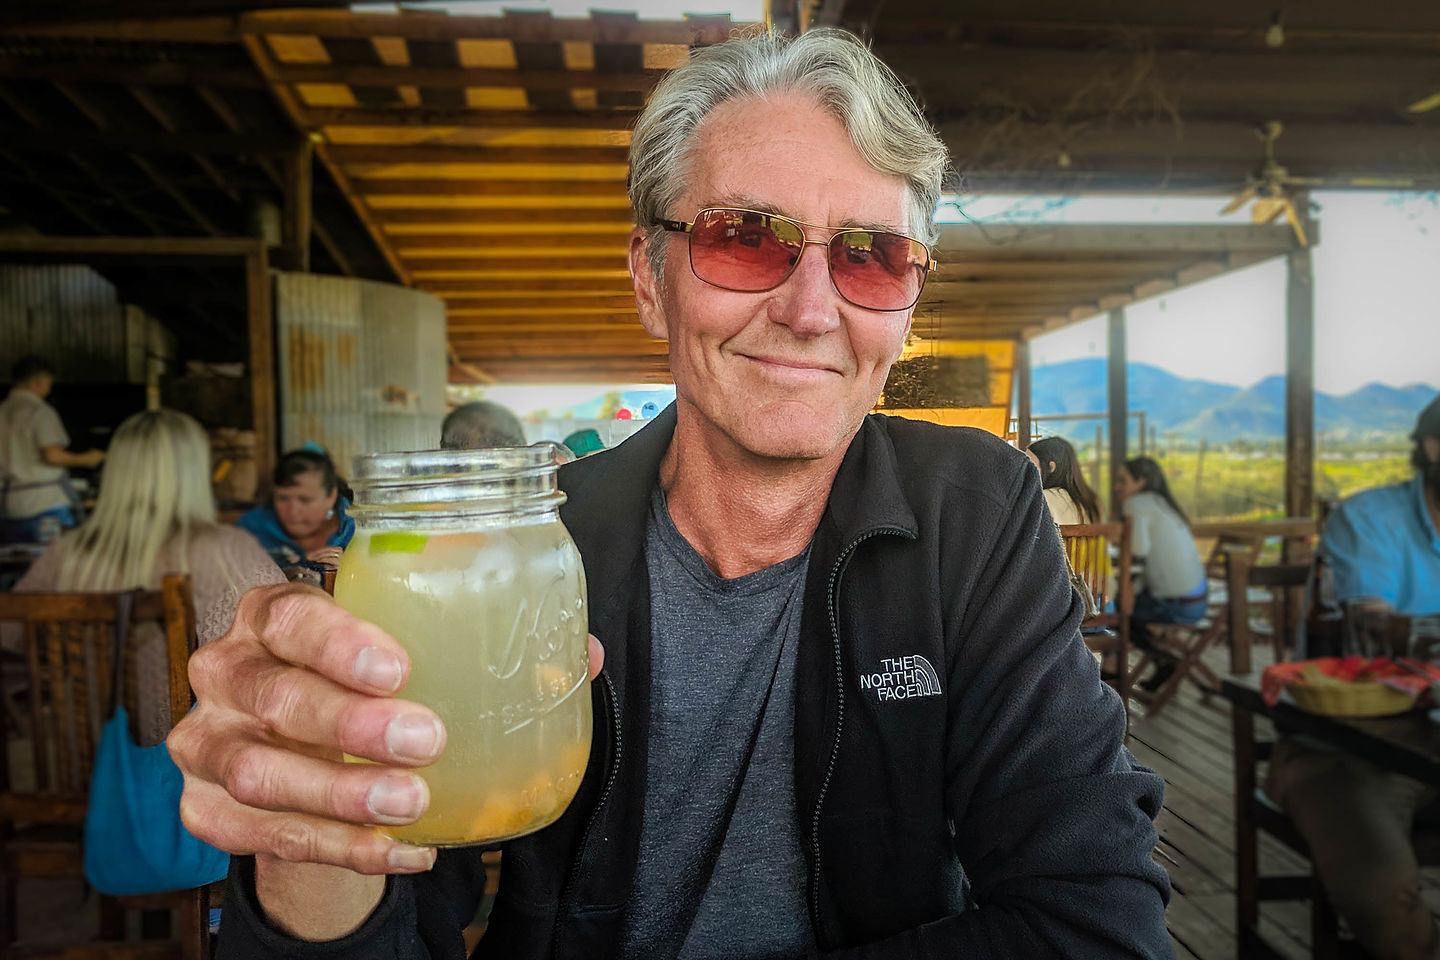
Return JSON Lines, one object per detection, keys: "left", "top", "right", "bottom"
{"left": 1030, "top": 437, "right": 1102, "bottom": 525}
{"left": 1117, "top": 456, "right": 1206, "bottom": 690}
{"left": 236, "top": 445, "right": 354, "bottom": 569}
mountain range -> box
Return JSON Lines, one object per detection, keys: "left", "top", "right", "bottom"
{"left": 1031, "top": 358, "right": 1438, "bottom": 444}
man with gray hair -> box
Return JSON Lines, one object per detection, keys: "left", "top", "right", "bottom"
{"left": 172, "top": 28, "right": 1170, "bottom": 959}
{"left": 439, "top": 400, "right": 527, "bottom": 450}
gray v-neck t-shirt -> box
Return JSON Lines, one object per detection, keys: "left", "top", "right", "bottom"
{"left": 620, "top": 486, "right": 815, "bottom": 960}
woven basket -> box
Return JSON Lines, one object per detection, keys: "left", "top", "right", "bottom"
{"left": 1286, "top": 680, "right": 1415, "bottom": 718}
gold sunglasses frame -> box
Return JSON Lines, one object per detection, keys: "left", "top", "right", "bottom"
{"left": 654, "top": 206, "right": 938, "bottom": 312}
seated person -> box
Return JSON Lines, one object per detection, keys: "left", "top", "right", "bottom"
{"left": 236, "top": 445, "right": 353, "bottom": 570}
{"left": 1117, "top": 457, "right": 1207, "bottom": 691}
{"left": 1266, "top": 394, "right": 1440, "bottom": 960}
{"left": 11, "top": 409, "right": 282, "bottom": 744}
{"left": 1031, "top": 436, "right": 1102, "bottom": 525}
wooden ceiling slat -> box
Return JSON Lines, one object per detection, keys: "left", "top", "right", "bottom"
{"left": 328, "top": 144, "right": 629, "bottom": 165}
{"left": 273, "top": 63, "right": 663, "bottom": 92}
{"left": 394, "top": 234, "right": 627, "bottom": 252}
{"left": 420, "top": 278, "right": 636, "bottom": 294}
{"left": 237, "top": 11, "right": 738, "bottom": 46}
{"left": 354, "top": 178, "right": 627, "bottom": 196}
{"left": 375, "top": 207, "right": 631, "bottom": 225}
{"left": 441, "top": 296, "right": 638, "bottom": 311}
{"left": 0, "top": 58, "right": 265, "bottom": 87}
{"left": 406, "top": 255, "right": 624, "bottom": 271}
{"left": 307, "top": 107, "right": 636, "bottom": 129}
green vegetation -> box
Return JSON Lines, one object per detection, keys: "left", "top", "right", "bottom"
{"left": 1070, "top": 440, "right": 1414, "bottom": 522}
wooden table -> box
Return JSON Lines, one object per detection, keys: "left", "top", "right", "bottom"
{"left": 1221, "top": 674, "right": 1440, "bottom": 785}
{"left": 1220, "top": 674, "right": 1440, "bottom": 959}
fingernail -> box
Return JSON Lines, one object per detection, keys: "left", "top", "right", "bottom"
{"left": 387, "top": 844, "right": 435, "bottom": 873}
{"left": 385, "top": 714, "right": 442, "bottom": 762}
{"left": 354, "top": 647, "right": 401, "bottom": 692}
{"left": 366, "top": 775, "right": 427, "bottom": 824}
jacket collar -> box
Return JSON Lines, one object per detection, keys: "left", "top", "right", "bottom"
{"left": 558, "top": 404, "right": 919, "bottom": 625}
{"left": 823, "top": 414, "right": 918, "bottom": 546}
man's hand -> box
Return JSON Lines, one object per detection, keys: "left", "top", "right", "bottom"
{"left": 168, "top": 583, "right": 446, "bottom": 877}
{"left": 166, "top": 584, "right": 605, "bottom": 939}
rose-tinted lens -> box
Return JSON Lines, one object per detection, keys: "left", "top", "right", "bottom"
{"left": 688, "top": 209, "right": 803, "bottom": 292}
{"left": 828, "top": 231, "right": 928, "bottom": 310}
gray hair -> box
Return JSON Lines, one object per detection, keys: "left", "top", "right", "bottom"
{"left": 629, "top": 27, "right": 949, "bottom": 282}
{"left": 440, "top": 401, "right": 527, "bottom": 450}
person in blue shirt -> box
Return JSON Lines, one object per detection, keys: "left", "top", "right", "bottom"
{"left": 1267, "top": 393, "right": 1440, "bottom": 960}
{"left": 236, "top": 446, "right": 354, "bottom": 570}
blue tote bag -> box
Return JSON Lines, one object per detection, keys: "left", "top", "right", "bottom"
{"left": 83, "top": 591, "right": 229, "bottom": 896}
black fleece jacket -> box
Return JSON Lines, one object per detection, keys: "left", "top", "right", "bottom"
{"left": 217, "top": 406, "right": 1172, "bottom": 960}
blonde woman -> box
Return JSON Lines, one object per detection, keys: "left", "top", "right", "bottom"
{"left": 11, "top": 409, "right": 284, "bottom": 744}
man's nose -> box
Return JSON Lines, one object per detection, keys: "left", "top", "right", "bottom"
{"left": 769, "top": 241, "right": 841, "bottom": 337}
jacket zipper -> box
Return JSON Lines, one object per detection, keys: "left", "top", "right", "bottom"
{"left": 554, "top": 670, "right": 622, "bottom": 950}
{"left": 809, "top": 526, "right": 907, "bottom": 942}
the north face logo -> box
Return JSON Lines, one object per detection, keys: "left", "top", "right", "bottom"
{"left": 858, "top": 655, "right": 943, "bottom": 701}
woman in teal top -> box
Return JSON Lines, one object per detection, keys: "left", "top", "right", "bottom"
{"left": 236, "top": 446, "right": 354, "bottom": 569}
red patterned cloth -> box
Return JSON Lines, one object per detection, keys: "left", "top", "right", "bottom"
{"left": 1261, "top": 656, "right": 1440, "bottom": 707}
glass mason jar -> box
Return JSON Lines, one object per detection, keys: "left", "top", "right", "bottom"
{"left": 335, "top": 446, "right": 591, "bottom": 848}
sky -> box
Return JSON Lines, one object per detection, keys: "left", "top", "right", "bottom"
{"left": 963, "top": 192, "right": 1440, "bottom": 395}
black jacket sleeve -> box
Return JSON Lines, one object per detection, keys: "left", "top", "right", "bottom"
{"left": 215, "top": 847, "right": 488, "bottom": 960}
{"left": 822, "top": 461, "right": 1172, "bottom": 959}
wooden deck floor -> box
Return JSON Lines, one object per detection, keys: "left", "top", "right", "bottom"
{"left": 1130, "top": 647, "right": 1440, "bottom": 960}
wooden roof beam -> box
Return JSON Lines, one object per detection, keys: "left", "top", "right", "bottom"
{"left": 375, "top": 207, "right": 634, "bottom": 225}
{"left": 5, "top": 128, "right": 302, "bottom": 156}
{"left": 0, "top": 58, "right": 264, "bottom": 88}
{"left": 242, "top": 9, "right": 737, "bottom": 44}
{"left": 274, "top": 63, "right": 662, "bottom": 93}
{"left": 309, "top": 108, "right": 637, "bottom": 131}
{"left": 194, "top": 84, "right": 353, "bottom": 277}
{"left": 127, "top": 86, "right": 240, "bottom": 205}
{"left": 328, "top": 145, "right": 630, "bottom": 166}
{"left": 935, "top": 223, "right": 1302, "bottom": 256}
{"left": 420, "top": 280, "right": 636, "bottom": 296}
{"left": 52, "top": 81, "right": 226, "bottom": 237}
{"left": 352, "top": 179, "right": 626, "bottom": 196}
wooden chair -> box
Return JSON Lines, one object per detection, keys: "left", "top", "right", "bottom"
{"left": 1125, "top": 530, "right": 1287, "bottom": 718}
{"left": 1059, "top": 520, "right": 1134, "bottom": 710}
{"left": 0, "top": 575, "right": 215, "bottom": 960}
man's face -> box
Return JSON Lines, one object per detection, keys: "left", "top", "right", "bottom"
{"left": 629, "top": 93, "right": 917, "bottom": 462}
{"left": 30, "top": 374, "right": 53, "bottom": 398}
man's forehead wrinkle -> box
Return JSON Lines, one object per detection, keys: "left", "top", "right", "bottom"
{"left": 694, "top": 191, "right": 908, "bottom": 234}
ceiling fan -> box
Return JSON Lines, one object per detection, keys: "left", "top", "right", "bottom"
{"left": 1220, "top": 120, "right": 1318, "bottom": 246}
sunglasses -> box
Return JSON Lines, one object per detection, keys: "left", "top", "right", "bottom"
{"left": 654, "top": 207, "right": 936, "bottom": 312}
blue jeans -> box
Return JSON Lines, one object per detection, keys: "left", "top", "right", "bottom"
{"left": 1, "top": 506, "right": 75, "bottom": 544}
{"left": 1131, "top": 588, "right": 1207, "bottom": 655}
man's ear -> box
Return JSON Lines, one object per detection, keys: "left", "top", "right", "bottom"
{"left": 1425, "top": 435, "right": 1439, "bottom": 466}
{"left": 629, "top": 229, "right": 670, "bottom": 341}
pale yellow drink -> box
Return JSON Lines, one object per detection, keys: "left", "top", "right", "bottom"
{"left": 336, "top": 521, "right": 591, "bottom": 847}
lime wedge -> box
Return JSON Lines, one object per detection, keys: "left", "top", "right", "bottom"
{"left": 369, "top": 532, "right": 429, "bottom": 555}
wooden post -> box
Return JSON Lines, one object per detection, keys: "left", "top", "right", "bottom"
{"left": 1092, "top": 423, "right": 1103, "bottom": 494}
{"left": 1285, "top": 222, "right": 1316, "bottom": 526}
{"left": 1015, "top": 338, "right": 1032, "bottom": 449}
{"left": 246, "top": 248, "right": 276, "bottom": 485}
{"left": 282, "top": 137, "right": 314, "bottom": 273}
{"left": 1107, "top": 308, "right": 1128, "bottom": 520}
